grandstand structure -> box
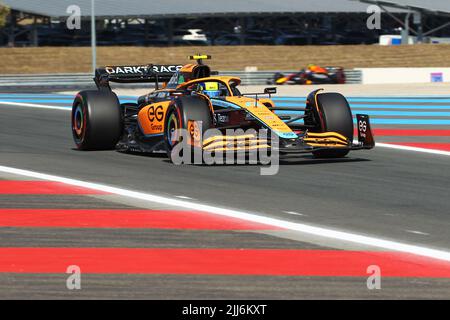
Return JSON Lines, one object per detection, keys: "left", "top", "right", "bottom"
{"left": 1, "top": 0, "right": 449, "bottom": 47}
{"left": 355, "top": 1, "right": 450, "bottom": 43}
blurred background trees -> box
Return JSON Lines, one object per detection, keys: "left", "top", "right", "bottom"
{"left": 0, "top": 3, "right": 10, "bottom": 28}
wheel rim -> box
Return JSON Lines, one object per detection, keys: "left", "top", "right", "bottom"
{"left": 72, "top": 103, "right": 85, "bottom": 141}
{"left": 166, "top": 111, "right": 180, "bottom": 148}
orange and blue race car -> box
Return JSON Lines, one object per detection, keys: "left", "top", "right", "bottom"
{"left": 71, "top": 55, "right": 374, "bottom": 163}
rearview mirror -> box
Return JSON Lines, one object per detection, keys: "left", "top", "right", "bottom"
{"left": 264, "top": 87, "right": 277, "bottom": 94}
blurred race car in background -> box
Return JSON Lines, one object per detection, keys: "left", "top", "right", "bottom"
{"left": 267, "top": 65, "right": 346, "bottom": 85}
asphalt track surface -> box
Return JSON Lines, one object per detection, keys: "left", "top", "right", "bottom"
{"left": 0, "top": 92, "right": 450, "bottom": 299}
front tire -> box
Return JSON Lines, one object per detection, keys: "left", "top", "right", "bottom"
{"left": 72, "top": 90, "right": 123, "bottom": 150}
{"left": 305, "top": 92, "right": 353, "bottom": 158}
{"left": 164, "top": 96, "right": 213, "bottom": 164}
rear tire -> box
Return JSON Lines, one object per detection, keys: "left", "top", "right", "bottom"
{"left": 305, "top": 92, "right": 353, "bottom": 158}
{"left": 72, "top": 90, "right": 123, "bottom": 150}
{"left": 164, "top": 96, "right": 213, "bottom": 164}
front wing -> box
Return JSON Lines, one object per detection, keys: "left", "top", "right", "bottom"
{"left": 196, "top": 114, "right": 375, "bottom": 155}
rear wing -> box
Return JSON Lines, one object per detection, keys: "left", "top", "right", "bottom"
{"left": 94, "top": 64, "right": 182, "bottom": 90}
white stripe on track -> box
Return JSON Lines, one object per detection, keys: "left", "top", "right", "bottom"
{"left": 0, "top": 165, "right": 449, "bottom": 262}
{"left": 0, "top": 101, "right": 70, "bottom": 111}
{"left": 2, "top": 101, "right": 450, "bottom": 156}
{"left": 376, "top": 142, "right": 450, "bottom": 157}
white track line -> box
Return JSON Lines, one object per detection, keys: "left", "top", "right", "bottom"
{"left": 0, "top": 101, "right": 70, "bottom": 111}
{"left": 376, "top": 142, "right": 450, "bottom": 157}
{"left": 1, "top": 165, "right": 449, "bottom": 262}
{"left": 3, "top": 101, "right": 450, "bottom": 157}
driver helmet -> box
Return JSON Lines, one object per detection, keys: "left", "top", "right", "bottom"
{"left": 199, "top": 81, "right": 220, "bottom": 98}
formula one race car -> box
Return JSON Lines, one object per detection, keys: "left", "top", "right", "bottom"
{"left": 267, "top": 65, "right": 346, "bottom": 85}
{"left": 71, "top": 55, "right": 374, "bottom": 163}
